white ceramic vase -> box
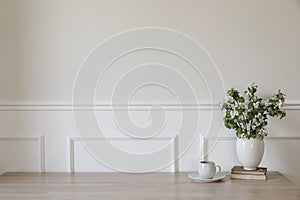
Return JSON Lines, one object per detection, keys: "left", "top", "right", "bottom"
{"left": 236, "top": 137, "right": 265, "bottom": 170}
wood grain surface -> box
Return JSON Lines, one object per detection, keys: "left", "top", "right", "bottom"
{"left": 0, "top": 172, "right": 299, "bottom": 200}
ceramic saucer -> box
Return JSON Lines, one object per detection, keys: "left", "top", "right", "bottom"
{"left": 188, "top": 172, "right": 226, "bottom": 183}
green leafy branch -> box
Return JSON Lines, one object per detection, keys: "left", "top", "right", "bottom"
{"left": 220, "top": 83, "right": 287, "bottom": 139}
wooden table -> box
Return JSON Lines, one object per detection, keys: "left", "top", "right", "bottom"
{"left": 0, "top": 172, "right": 299, "bottom": 199}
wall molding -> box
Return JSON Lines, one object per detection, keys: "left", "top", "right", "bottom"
{"left": 200, "top": 135, "right": 300, "bottom": 160}
{"left": 203, "top": 136, "right": 300, "bottom": 141}
{"left": 0, "top": 102, "right": 300, "bottom": 111}
{"left": 69, "top": 136, "right": 179, "bottom": 173}
{"left": 0, "top": 135, "right": 45, "bottom": 172}
{"left": 0, "top": 103, "right": 218, "bottom": 111}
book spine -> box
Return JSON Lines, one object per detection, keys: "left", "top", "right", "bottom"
{"left": 231, "top": 174, "right": 267, "bottom": 180}
{"left": 231, "top": 171, "right": 266, "bottom": 175}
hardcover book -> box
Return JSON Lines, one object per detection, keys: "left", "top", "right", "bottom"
{"left": 231, "top": 166, "right": 267, "bottom": 180}
{"left": 231, "top": 166, "right": 267, "bottom": 175}
{"left": 231, "top": 173, "right": 267, "bottom": 180}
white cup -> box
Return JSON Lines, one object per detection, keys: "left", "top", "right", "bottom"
{"left": 198, "top": 161, "right": 221, "bottom": 179}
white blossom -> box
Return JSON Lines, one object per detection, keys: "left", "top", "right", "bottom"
{"left": 221, "top": 83, "right": 286, "bottom": 139}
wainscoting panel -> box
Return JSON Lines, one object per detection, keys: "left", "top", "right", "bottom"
{"left": 70, "top": 137, "right": 178, "bottom": 173}
{"left": 0, "top": 135, "right": 45, "bottom": 173}
{"left": 0, "top": 103, "right": 299, "bottom": 185}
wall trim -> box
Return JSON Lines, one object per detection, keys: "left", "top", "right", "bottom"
{"left": 203, "top": 136, "right": 300, "bottom": 141}
{"left": 69, "top": 136, "right": 179, "bottom": 173}
{"left": 0, "top": 102, "right": 299, "bottom": 111}
{"left": 0, "top": 135, "right": 46, "bottom": 172}
{"left": 200, "top": 135, "right": 300, "bottom": 160}
{"left": 40, "top": 135, "right": 46, "bottom": 172}
{"left": 0, "top": 103, "right": 218, "bottom": 111}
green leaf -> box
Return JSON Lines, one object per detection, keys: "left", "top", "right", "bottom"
{"left": 239, "top": 97, "right": 245, "bottom": 103}
{"left": 221, "top": 83, "right": 286, "bottom": 139}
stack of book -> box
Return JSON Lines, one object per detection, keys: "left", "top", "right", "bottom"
{"left": 231, "top": 166, "right": 267, "bottom": 180}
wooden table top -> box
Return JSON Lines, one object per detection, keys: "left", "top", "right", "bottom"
{"left": 0, "top": 172, "right": 299, "bottom": 200}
